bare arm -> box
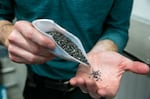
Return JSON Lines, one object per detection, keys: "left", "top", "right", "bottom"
{"left": 0, "top": 20, "right": 14, "bottom": 47}
{"left": 89, "top": 39, "right": 118, "bottom": 53}
{"left": 0, "top": 20, "right": 55, "bottom": 64}
{"left": 70, "top": 39, "right": 149, "bottom": 99}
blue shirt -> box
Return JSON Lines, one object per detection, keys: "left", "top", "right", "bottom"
{"left": 0, "top": 0, "right": 133, "bottom": 80}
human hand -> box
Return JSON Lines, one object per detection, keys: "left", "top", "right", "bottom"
{"left": 70, "top": 51, "right": 149, "bottom": 99}
{"left": 8, "top": 21, "right": 55, "bottom": 64}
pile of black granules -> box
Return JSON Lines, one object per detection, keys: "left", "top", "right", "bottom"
{"left": 47, "top": 31, "right": 89, "bottom": 64}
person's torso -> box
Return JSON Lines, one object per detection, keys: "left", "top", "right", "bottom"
{"left": 14, "top": 0, "right": 114, "bottom": 80}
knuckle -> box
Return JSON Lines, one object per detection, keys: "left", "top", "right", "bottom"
{"left": 15, "top": 21, "right": 34, "bottom": 40}
{"left": 14, "top": 21, "right": 21, "bottom": 27}
{"left": 27, "top": 56, "right": 37, "bottom": 63}
{"left": 27, "top": 55, "right": 42, "bottom": 64}
{"left": 23, "top": 31, "right": 33, "bottom": 40}
{"left": 14, "top": 21, "right": 26, "bottom": 29}
{"left": 15, "top": 21, "right": 28, "bottom": 27}
{"left": 38, "top": 59, "right": 47, "bottom": 64}
{"left": 32, "top": 46, "right": 40, "bottom": 54}
{"left": 8, "top": 32, "right": 17, "bottom": 43}
{"left": 8, "top": 45, "right": 14, "bottom": 54}
{"left": 10, "top": 57, "right": 17, "bottom": 63}
{"left": 39, "top": 37, "right": 49, "bottom": 45}
{"left": 27, "top": 56, "right": 46, "bottom": 64}
{"left": 39, "top": 37, "right": 55, "bottom": 49}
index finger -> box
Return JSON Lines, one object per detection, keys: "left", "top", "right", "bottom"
{"left": 14, "top": 21, "right": 55, "bottom": 49}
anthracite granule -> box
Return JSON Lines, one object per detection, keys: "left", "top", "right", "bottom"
{"left": 90, "top": 69, "right": 102, "bottom": 81}
{"left": 47, "top": 31, "right": 89, "bottom": 65}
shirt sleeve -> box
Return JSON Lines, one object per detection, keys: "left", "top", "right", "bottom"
{"left": 99, "top": 0, "right": 133, "bottom": 53}
{"left": 0, "top": 0, "right": 15, "bottom": 22}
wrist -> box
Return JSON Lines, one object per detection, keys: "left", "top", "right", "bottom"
{"left": 0, "top": 21, "right": 14, "bottom": 47}
{"left": 89, "top": 39, "right": 118, "bottom": 53}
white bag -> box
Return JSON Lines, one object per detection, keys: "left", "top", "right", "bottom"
{"left": 32, "top": 19, "right": 90, "bottom": 66}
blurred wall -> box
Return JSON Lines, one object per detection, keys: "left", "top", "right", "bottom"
{"left": 115, "top": 0, "right": 150, "bottom": 99}
{"left": 125, "top": 0, "right": 150, "bottom": 64}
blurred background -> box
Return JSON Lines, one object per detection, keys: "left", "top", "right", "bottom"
{"left": 0, "top": 0, "right": 150, "bottom": 99}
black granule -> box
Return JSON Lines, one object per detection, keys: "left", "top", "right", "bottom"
{"left": 46, "top": 31, "right": 89, "bottom": 64}
{"left": 90, "top": 69, "right": 101, "bottom": 81}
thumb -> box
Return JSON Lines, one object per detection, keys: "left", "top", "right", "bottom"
{"left": 125, "top": 61, "right": 150, "bottom": 74}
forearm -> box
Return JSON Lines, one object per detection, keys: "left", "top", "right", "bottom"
{"left": 89, "top": 39, "right": 118, "bottom": 53}
{"left": 0, "top": 20, "right": 14, "bottom": 47}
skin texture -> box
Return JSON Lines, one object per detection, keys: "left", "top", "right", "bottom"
{"left": 0, "top": 20, "right": 150, "bottom": 99}
{"left": 70, "top": 51, "right": 149, "bottom": 99}
{"left": 0, "top": 21, "right": 55, "bottom": 64}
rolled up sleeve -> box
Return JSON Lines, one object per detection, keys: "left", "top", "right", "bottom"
{"left": 99, "top": 0, "right": 133, "bottom": 53}
{"left": 0, "top": 0, "right": 14, "bottom": 21}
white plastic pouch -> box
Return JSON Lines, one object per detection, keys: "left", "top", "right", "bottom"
{"left": 32, "top": 19, "right": 90, "bottom": 66}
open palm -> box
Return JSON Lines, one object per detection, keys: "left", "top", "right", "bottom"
{"left": 70, "top": 51, "right": 149, "bottom": 99}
